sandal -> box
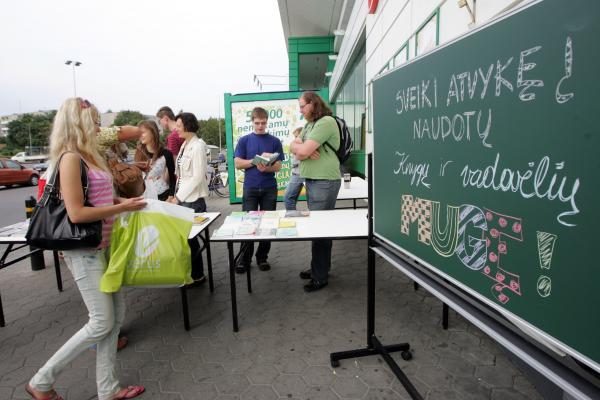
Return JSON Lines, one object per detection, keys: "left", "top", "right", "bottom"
{"left": 112, "top": 385, "right": 145, "bottom": 399}
{"left": 25, "top": 384, "right": 64, "bottom": 400}
{"left": 117, "top": 335, "right": 129, "bottom": 351}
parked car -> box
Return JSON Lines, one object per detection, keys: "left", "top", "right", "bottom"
{"left": 11, "top": 151, "right": 48, "bottom": 163}
{"left": 0, "top": 158, "right": 40, "bottom": 187}
{"left": 31, "top": 161, "right": 49, "bottom": 172}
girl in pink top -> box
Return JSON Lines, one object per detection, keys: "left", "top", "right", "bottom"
{"left": 26, "top": 98, "right": 146, "bottom": 400}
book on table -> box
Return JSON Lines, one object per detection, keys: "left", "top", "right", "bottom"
{"left": 251, "top": 152, "right": 280, "bottom": 166}
{"left": 193, "top": 214, "right": 208, "bottom": 224}
{"left": 235, "top": 221, "right": 258, "bottom": 235}
{"left": 278, "top": 218, "right": 296, "bottom": 228}
{"left": 256, "top": 228, "right": 277, "bottom": 236}
{"left": 213, "top": 226, "right": 234, "bottom": 238}
{"left": 276, "top": 227, "right": 298, "bottom": 237}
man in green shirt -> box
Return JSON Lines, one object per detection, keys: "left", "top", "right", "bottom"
{"left": 290, "top": 91, "right": 341, "bottom": 292}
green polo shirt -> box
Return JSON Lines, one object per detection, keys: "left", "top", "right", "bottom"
{"left": 299, "top": 115, "right": 341, "bottom": 180}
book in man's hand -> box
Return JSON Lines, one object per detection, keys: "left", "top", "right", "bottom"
{"left": 251, "top": 152, "right": 280, "bottom": 166}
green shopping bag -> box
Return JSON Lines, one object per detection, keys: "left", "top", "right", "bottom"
{"left": 100, "top": 200, "right": 194, "bottom": 292}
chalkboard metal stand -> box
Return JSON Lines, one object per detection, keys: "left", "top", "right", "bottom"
{"left": 330, "top": 154, "right": 423, "bottom": 400}
{"left": 414, "top": 281, "right": 450, "bottom": 329}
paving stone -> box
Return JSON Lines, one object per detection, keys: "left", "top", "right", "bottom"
{"left": 357, "top": 366, "right": 395, "bottom": 388}
{"left": 214, "top": 374, "right": 250, "bottom": 395}
{"left": 241, "top": 384, "right": 278, "bottom": 400}
{"left": 0, "top": 387, "right": 14, "bottom": 399}
{"left": 272, "top": 374, "right": 308, "bottom": 397}
{"left": 512, "top": 375, "right": 543, "bottom": 399}
{"left": 437, "top": 356, "right": 476, "bottom": 378}
{"left": 364, "top": 387, "right": 410, "bottom": 400}
{"left": 416, "top": 365, "right": 453, "bottom": 389}
{"left": 491, "top": 387, "right": 535, "bottom": 400}
{"left": 191, "top": 363, "right": 226, "bottom": 383}
{"left": 274, "top": 356, "right": 308, "bottom": 374}
{"left": 475, "top": 364, "right": 515, "bottom": 388}
{"left": 300, "top": 386, "right": 341, "bottom": 400}
{"left": 426, "top": 389, "right": 463, "bottom": 399}
{"left": 332, "top": 376, "right": 368, "bottom": 399}
{"left": 245, "top": 364, "right": 280, "bottom": 384}
{"left": 140, "top": 360, "right": 173, "bottom": 381}
{"left": 0, "top": 366, "right": 38, "bottom": 387}
{"left": 157, "top": 371, "right": 195, "bottom": 393}
{"left": 302, "top": 365, "right": 336, "bottom": 386}
{"left": 179, "top": 381, "right": 219, "bottom": 400}
{"left": 452, "top": 376, "right": 492, "bottom": 400}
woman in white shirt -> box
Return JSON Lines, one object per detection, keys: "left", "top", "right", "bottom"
{"left": 168, "top": 112, "right": 209, "bottom": 284}
{"left": 134, "top": 120, "right": 175, "bottom": 201}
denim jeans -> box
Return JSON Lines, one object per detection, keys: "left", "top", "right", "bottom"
{"left": 305, "top": 178, "right": 341, "bottom": 283}
{"left": 181, "top": 197, "right": 207, "bottom": 279}
{"left": 241, "top": 186, "right": 277, "bottom": 265}
{"left": 284, "top": 174, "right": 305, "bottom": 211}
{"left": 29, "top": 248, "right": 124, "bottom": 400}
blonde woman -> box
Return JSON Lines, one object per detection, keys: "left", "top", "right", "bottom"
{"left": 26, "top": 98, "right": 146, "bottom": 400}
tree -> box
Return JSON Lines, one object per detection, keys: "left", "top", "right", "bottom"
{"left": 113, "top": 110, "right": 145, "bottom": 127}
{"left": 6, "top": 111, "right": 56, "bottom": 153}
{"left": 198, "top": 118, "right": 225, "bottom": 148}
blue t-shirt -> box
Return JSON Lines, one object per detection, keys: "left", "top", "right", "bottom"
{"left": 234, "top": 132, "right": 284, "bottom": 189}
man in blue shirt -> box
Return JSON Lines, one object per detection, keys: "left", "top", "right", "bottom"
{"left": 234, "top": 107, "right": 284, "bottom": 273}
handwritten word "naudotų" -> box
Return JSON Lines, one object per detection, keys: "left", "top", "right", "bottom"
{"left": 459, "top": 153, "right": 579, "bottom": 226}
{"left": 394, "top": 152, "right": 431, "bottom": 188}
{"left": 413, "top": 108, "right": 492, "bottom": 148}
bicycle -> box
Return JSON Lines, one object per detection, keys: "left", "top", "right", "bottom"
{"left": 207, "top": 161, "right": 229, "bottom": 198}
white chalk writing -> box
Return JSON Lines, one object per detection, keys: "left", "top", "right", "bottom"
{"left": 459, "top": 153, "right": 580, "bottom": 226}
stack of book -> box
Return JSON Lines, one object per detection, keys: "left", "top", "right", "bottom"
{"left": 212, "top": 210, "right": 308, "bottom": 239}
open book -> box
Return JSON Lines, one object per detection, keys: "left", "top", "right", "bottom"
{"left": 251, "top": 152, "right": 280, "bottom": 166}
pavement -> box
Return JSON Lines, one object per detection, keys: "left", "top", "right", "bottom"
{"left": 0, "top": 194, "right": 545, "bottom": 400}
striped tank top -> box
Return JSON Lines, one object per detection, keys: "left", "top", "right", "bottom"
{"left": 86, "top": 169, "right": 115, "bottom": 248}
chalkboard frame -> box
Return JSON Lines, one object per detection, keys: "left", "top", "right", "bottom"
{"left": 371, "top": 0, "right": 600, "bottom": 377}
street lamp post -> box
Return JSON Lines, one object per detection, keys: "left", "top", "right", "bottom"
{"left": 28, "top": 124, "right": 32, "bottom": 154}
{"left": 65, "top": 60, "right": 82, "bottom": 97}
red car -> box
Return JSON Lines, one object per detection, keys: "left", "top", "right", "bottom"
{"left": 0, "top": 158, "right": 40, "bottom": 187}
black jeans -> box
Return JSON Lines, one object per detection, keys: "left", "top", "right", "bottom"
{"left": 241, "top": 186, "right": 277, "bottom": 265}
{"left": 181, "top": 197, "right": 207, "bottom": 280}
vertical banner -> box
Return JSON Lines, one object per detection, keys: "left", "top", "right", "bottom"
{"left": 229, "top": 98, "right": 304, "bottom": 201}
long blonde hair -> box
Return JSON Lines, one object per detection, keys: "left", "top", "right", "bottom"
{"left": 49, "top": 98, "right": 107, "bottom": 171}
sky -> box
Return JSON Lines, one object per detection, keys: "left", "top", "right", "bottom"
{"left": 0, "top": 0, "right": 289, "bottom": 119}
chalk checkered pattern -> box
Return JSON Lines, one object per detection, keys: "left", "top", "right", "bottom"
{"left": 401, "top": 195, "right": 432, "bottom": 244}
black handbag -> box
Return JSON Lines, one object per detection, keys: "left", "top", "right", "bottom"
{"left": 25, "top": 154, "right": 102, "bottom": 250}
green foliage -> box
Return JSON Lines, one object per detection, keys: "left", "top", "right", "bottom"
{"left": 113, "top": 110, "right": 145, "bottom": 127}
{"left": 6, "top": 111, "right": 56, "bottom": 152}
{"left": 198, "top": 117, "right": 225, "bottom": 148}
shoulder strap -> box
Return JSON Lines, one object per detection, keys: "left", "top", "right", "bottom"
{"left": 40, "top": 152, "right": 90, "bottom": 205}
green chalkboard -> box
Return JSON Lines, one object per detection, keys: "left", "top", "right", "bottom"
{"left": 372, "top": 0, "right": 600, "bottom": 372}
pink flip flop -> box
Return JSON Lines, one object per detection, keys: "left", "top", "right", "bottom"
{"left": 112, "top": 385, "right": 145, "bottom": 399}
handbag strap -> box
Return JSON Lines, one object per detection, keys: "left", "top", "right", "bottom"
{"left": 40, "top": 152, "right": 91, "bottom": 206}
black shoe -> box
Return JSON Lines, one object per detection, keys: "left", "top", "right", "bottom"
{"left": 304, "top": 279, "right": 328, "bottom": 292}
{"left": 257, "top": 260, "right": 271, "bottom": 271}
{"left": 235, "top": 264, "right": 249, "bottom": 274}
{"left": 299, "top": 269, "right": 312, "bottom": 279}
{"left": 187, "top": 276, "right": 206, "bottom": 288}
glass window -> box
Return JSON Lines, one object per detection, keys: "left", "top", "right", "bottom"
{"left": 6, "top": 160, "right": 20, "bottom": 170}
{"left": 394, "top": 45, "right": 408, "bottom": 67}
{"left": 416, "top": 13, "right": 438, "bottom": 56}
{"left": 334, "top": 47, "right": 366, "bottom": 152}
